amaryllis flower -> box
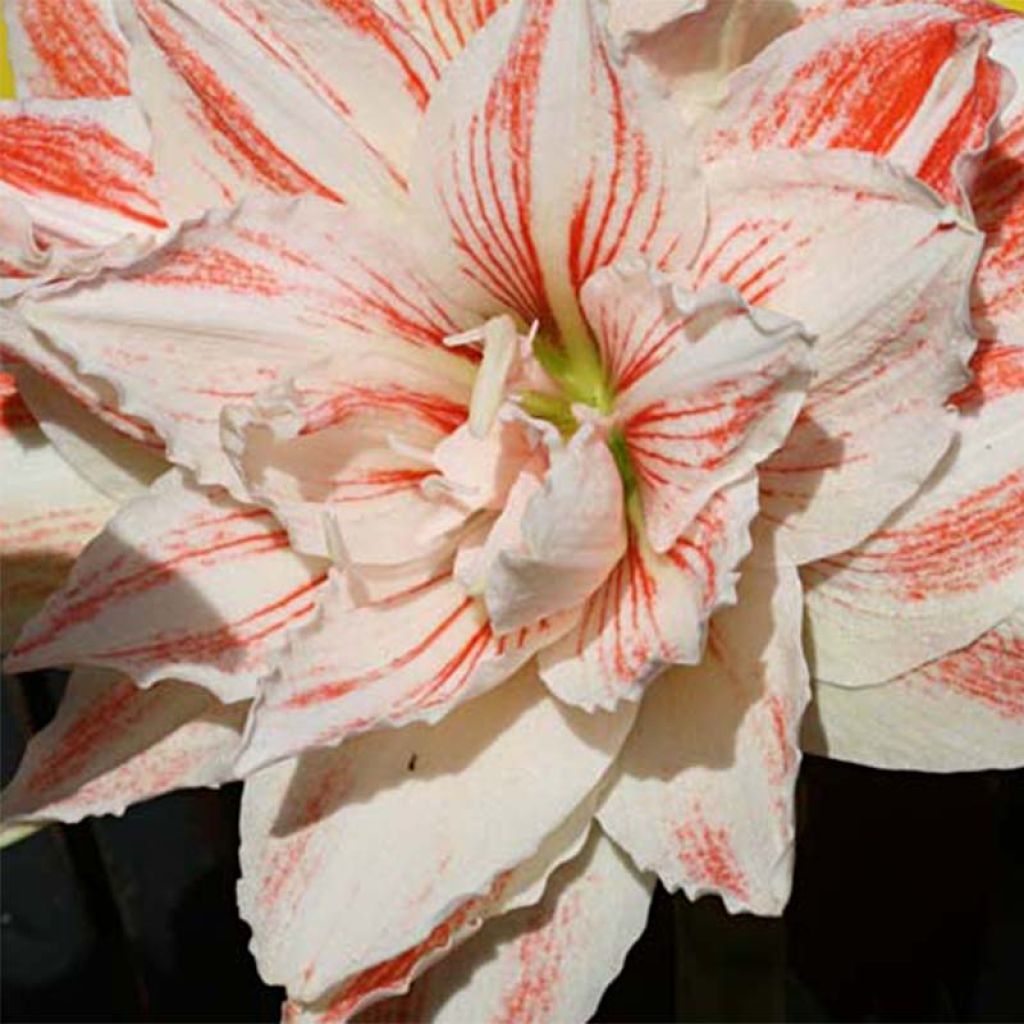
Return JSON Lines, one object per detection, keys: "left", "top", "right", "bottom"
{"left": 1, "top": 0, "right": 1021, "bottom": 1021}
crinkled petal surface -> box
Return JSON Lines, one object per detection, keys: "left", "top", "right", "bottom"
{"left": 6, "top": 470, "right": 327, "bottom": 699}
{"left": 538, "top": 474, "right": 757, "bottom": 710}
{"left": 1, "top": 666, "right": 246, "bottom": 825}
{"left": 237, "top": 666, "right": 635, "bottom": 1002}
{"left": 0, "top": 96, "right": 166, "bottom": 294}
{"left": 695, "top": 150, "right": 982, "bottom": 565}
{"left": 583, "top": 260, "right": 811, "bottom": 552}
{"left": 411, "top": 0, "right": 704, "bottom": 338}
{"left": 325, "top": 827, "right": 655, "bottom": 1024}
{"left": 598, "top": 539, "right": 808, "bottom": 915}
{"left": 5, "top": 0, "right": 130, "bottom": 99}
{"left": 236, "top": 573, "right": 577, "bottom": 772}
{"left": 13, "top": 197, "right": 476, "bottom": 492}
{"left": 803, "top": 339, "right": 1024, "bottom": 685}
{"left": 704, "top": 5, "right": 1012, "bottom": 203}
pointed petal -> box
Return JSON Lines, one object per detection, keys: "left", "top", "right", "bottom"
{"left": 705, "top": 6, "right": 1013, "bottom": 203}
{"left": 803, "top": 611, "right": 1023, "bottom": 773}
{"left": 285, "top": 804, "right": 596, "bottom": 1022}
{"left": 4, "top": 0, "right": 129, "bottom": 99}
{"left": 0, "top": 370, "right": 115, "bottom": 651}
{"left": 1, "top": 666, "right": 245, "bottom": 824}
{"left": 236, "top": 573, "right": 577, "bottom": 773}
{"left": 583, "top": 259, "right": 811, "bottom": 552}
{"left": 539, "top": 473, "right": 757, "bottom": 711}
{"left": 115, "top": 0, "right": 421, "bottom": 220}
{"left": 14, "top": 197, "right": 475, "bottom": 492}
{"left": 0, "top": 96, "right": 166, "bottom": 293}
{"left": 598, "top": 546, "right": 808, "bottom": 915}
{"left": 485, "top": 426, "right": 627, "bottom": 633}
{"left": 696, "top": 149, "right": 982, "bottom": 564}
{"left": 14, "top": 363, "right": 167, "bottom": 503}
{"left": 326, "top": 828, "right": 654, "bottom": 1024}
{"left": 237, "top": 667, "right": 635, "bottom": 1002}
{"left": 411, "top": 0, "right": 703, "bottom": 336}
{"left": 6, "top": 470, "right": 328, "bottom": 700}
{"left": 804, "top": 341, "right": 1024, "bottom": 686}
{"left": 222, "top": 349, "right": 471, "bottom": 560}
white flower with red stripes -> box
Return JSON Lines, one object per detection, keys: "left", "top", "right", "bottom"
{"left": 1, "top": 0, "right": 1021, "bottom": 1020}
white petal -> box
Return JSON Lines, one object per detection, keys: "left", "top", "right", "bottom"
{"left": 598, "top": 541, "right": 808, "bottom": 915}
{"left": 2, "top": 666, "right": 245, "bottom": 824}
{"left": 5, "top": 470, "right": 327, "bottom": 700}
{"left": 697, "top": 149, "right": 982, "bottom": 564}
{"left": 236, "top": 574, "right": 577, "bottom": 772}
{"left": 803, "top": 341, "right": 1024, "bottom": 686}
{"left": 237, "top": 666, "right": 635, "bottom": 1002}
{"left": 804, "top": 610, "right": 1023, "bottom": 772}
{"left": 326, "top": 827, "right": 655, "bottom": 1024}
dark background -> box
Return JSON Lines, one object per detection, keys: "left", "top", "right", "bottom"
{"left": 3, "top": 669, "right": 1022, "bottom": 1023}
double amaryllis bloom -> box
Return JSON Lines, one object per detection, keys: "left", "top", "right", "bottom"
{"left": 1, "top": 0, "right": 1022, "bottom": 1019}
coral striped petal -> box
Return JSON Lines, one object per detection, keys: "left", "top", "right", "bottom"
{"left": 705, "top": 6, "right": 1012, "bottom": 203}
{"left": 598, "top": 548, "right": 808, "bottom": 915}
{"left": 972, "top": 101, "right": 1024, "bottom": 348}
{"left": 411, "top": 0, "right": 703, "bottom": 339}
{"left": 1, "top": 666, "right": 246, "bottom": 825}
{"left": 116, "top": 0, "right": 420, "bottom": 221}
{"left": 237, "top": 667, "right": 635, "bottom": 1002}
{"left": 804, "top": 342, "right": 1024, "bottom": 686}
{"left": 331, "top": 828, "right": 654, "bottom": 1024}
{"left": 14, "top": 197, "right": 475, "bottom": 493}
{"left": 222, "top": 349, "right": 471, "bottom": 560}
{"left": 5, "top": 470, "right": 328, "bottom": 700}
{"left": 236, "top": 573, "right": 578, "bottom": 773}
{"left": 285, "top": 803, "right": 596, "bottom": 1022}
{"left": 538, "top": 473, "right": 757, "bottom": 711}
{"left": 582, "top": 259, "right": 811, "bottom": 553}
{"left": 0, "top": 370, "right": 115, "bottom": 651}
{"left": 0, "top": 96, "right": 166, "bottom": 294}
{"left": 795, "top": 0, "right": 1019, "bottom": 29}
{"left": 4, "top": 0, "right": 129, "bottom": 99}
{"left": 696, "top": 150, "right": 982, "bottom": 565}
{"left": 804, "top": 611, "right": 1023, "bottom": 772}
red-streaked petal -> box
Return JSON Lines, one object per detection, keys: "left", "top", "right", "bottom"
{"left": 411, "top": 0, "right": 703, "bottom": 337}
{"left": 324, "top": 827, "right": 654, "bottom": 1024}
{"left": 235, "top": 573, "right": 578, "bottom": 773}
{"left": 583, "top": 259, "right": 810, "bottom": 552}
{"left": 5, "top": 470, "right": 328, "bottom": 699}
{"left": 0, "top": 96, "right": 166, "bottom": 293}
{"left": 284, "top": 804, "right": 596, "bottom": 1022}
{"left": 484, "top": 426, "right": 626, "bottom": 633}
{"left": 972, "top": 100, "right": 1024, "bottom": 347}
{"left": 222, "top": 349, "right": 472, "bottom": 560}
{"left": 13, "top": 197, "right": 476, "bottom": 493}
{"left": 0, "top": 369, "right": 115, "bottom": 651}
{"left": 237, "top": 667, "right": 635, "bottom": 1002}
{"left": 696, "top": 149, "right": 982, "bottom": 565}
{"left": 795, "top": 0, "right": 1019, "bottom": 29}
{"left": 804, "top": 611, "right": 1023, "bottom": 772}
{"left": 538, "top": 473, "right": 757, "bottom": 711}
{"left": 705, "top": 6, "right": 1012, "bottom": 203}
{"left": 1, "top": 666, "right": 246, "bottom": 824}
{"left": 598, "top": 545, "right": 808, "bottom": 915}
{"left": 4, "top": 0, "right": 129, "bottom": 99}
{"left": 117, "top": 0, "right": 421, "bottom": 220}
{"left": 804, "top": 342, "right": 1024, "bottom": 686}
